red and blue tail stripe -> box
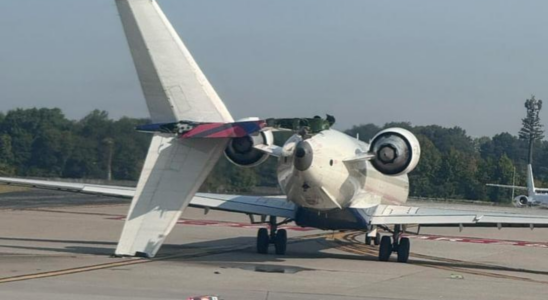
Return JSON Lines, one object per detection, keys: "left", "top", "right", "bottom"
{"left": 181, "top": 120, "right": 265, "bottom": 138}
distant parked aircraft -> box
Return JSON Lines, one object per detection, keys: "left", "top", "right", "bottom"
{"left": 487, "top": 164, "right": 548, "bottom": 207}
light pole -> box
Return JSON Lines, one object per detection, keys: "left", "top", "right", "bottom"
{"left": 511, "top": 166, "right": 516, "bottom": 201}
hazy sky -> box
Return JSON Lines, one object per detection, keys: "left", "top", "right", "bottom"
{"left": 1, "top": 0, "right": 548, "bottom": 137}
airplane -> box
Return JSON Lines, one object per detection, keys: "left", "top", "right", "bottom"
{"left": 487, "top": 164, "right": 548, "bottom": 207}
{"left": 3, "top": 0, "right": 548, "bottom": 263}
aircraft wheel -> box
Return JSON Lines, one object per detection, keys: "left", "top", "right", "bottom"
{"left": 365, "top": 235, "right": 372, "bottom": 246}
{"left": 274, "top": 229, "right": 287, "bottom": 255}
{"left": 397, "top": 237, "right": 410, "bottom": 263}
{"left": 378, "top": 236, "right": 392, "bottom": 261}
{"left": 374, "top": 233, "right": 381, "bottom": 246}
{"left": 257, "top": 228, "right": 269, "bottom": 254}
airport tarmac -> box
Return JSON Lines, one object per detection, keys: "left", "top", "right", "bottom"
{"left": 1, "top": 190, "right": 548, "bottom": 300}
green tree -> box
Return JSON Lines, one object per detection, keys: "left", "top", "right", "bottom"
{"left": 0, "top": 108, "right": 72, "bottom": 176}
{"left": 344, "top": 124, "right": 381, "bottom": 142}
{"left": 519, "top": 95, "right": 544, "bottom": 164}
{"left": 408, "top": 135, "right": 441, "bottom": 197}
{"left": 27, "top": 128, "right": 73, "bottom": 177}
{"left": 416, "top": 125, "right": 475, "bottom": 155}
{"left": 0, "top": 134, "right": 15, "bottom": 175}
{"left": 494, "top": 155, "right": 515, "bottom": 203}
{"left": 482, "top": 155, "right": 515, "bottom": 202}
{"left": 110, "top": 117, "right": 151, "bottom": 180}
{"left": 383, "top": 122, "right": 413, "bottom": 131}
{"left": 3, "top": 107, "right": 548, "bottom": 202}
{"left": 63, "top": 110, "right": 113, "bottom": 179}
{"left": 201, "top": 158, "right": 258, "bottom": 193}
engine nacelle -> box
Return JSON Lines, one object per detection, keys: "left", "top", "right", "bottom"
{"left": 224, "top": 130, "right": 274, "bottom": 167}
{"left": 369, "top": 128, "right": 421, "bottom": 176}
{"left": 513, "top": 195, "right": 530, "bottom": 207}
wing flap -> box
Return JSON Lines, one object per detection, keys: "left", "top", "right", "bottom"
{"left": 190, "top": 194, "right": 295, "bottom": 219}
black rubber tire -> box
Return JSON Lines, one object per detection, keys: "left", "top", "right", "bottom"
{"left": 365, "top": 235, "right": 372, "bottom": 246}
{"left": 274, "top": 229, "right": 287, "bottom": 255}
{"left": 374, "top": 233, "right": 381, "bottom": 246}
{"left": 397, "top": 237, "right": 410, "bottom": 263}
{"left": 378, "top": 236, "right": 392, "bottom": 261}
{"left": 257, "top": 228, "right": 269, "bottom": 254}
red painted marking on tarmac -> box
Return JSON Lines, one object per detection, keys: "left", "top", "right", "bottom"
{"left": 106, "top": 216, "right": 546, "bottom": 246}
{"left": 407, "top": 234, "right": 548, "bottom": 248}
{"left": 107, "top": 216, "right": 315, "bottom": 231}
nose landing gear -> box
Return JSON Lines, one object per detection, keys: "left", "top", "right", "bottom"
{"left": 378, "top": 225, "right": 410, "bottom": 263}
{"left": 256, "top": 216, "right": 288, "bottom": 255}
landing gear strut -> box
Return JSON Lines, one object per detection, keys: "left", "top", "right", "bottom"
{"left": 378, "top": 225, "right": 410, "bottom": 263}
{"left": 256, "top": 216, "right": 288, "bottom": 255}
{"left": 365, "top": 228, "right": 381, "bottom": 246}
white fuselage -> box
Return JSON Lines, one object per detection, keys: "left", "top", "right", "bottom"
{"left": 523, "top": 193, "right": 548, "bottom": 208}
{"left": 276, "top": 130, "right": 409, "bottom": 211}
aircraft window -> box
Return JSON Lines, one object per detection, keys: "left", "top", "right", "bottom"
{"left": 330, "top": 159, "right": 333, "bottom": 166}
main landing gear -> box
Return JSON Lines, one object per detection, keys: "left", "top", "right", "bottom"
{"left": 256, "top": 216, "right": 288, "bottom": 255}
{"left": 378, "top": 225, "right": 410, "bottom": 263}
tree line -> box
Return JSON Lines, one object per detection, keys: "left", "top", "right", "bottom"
{"left": 0, "top": 107, "right": 545, "bottom": 203}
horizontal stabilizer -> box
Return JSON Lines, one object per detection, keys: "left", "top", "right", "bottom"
{"left": 137, "top": 120, "right": 266, "bottom": 138}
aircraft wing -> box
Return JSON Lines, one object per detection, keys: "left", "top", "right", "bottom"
{"left": 0, "top": 177, "right": 135, "bottom": 197}
{"left": 0, "top": 177, "right": 295, "bottom": 219}
{"left": 356, "top": 205, "right": 548, "bottom": 228}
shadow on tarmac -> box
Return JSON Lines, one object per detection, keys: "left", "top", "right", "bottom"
{"left": 1, "top": 234, "right": 548, "bottom": 280}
